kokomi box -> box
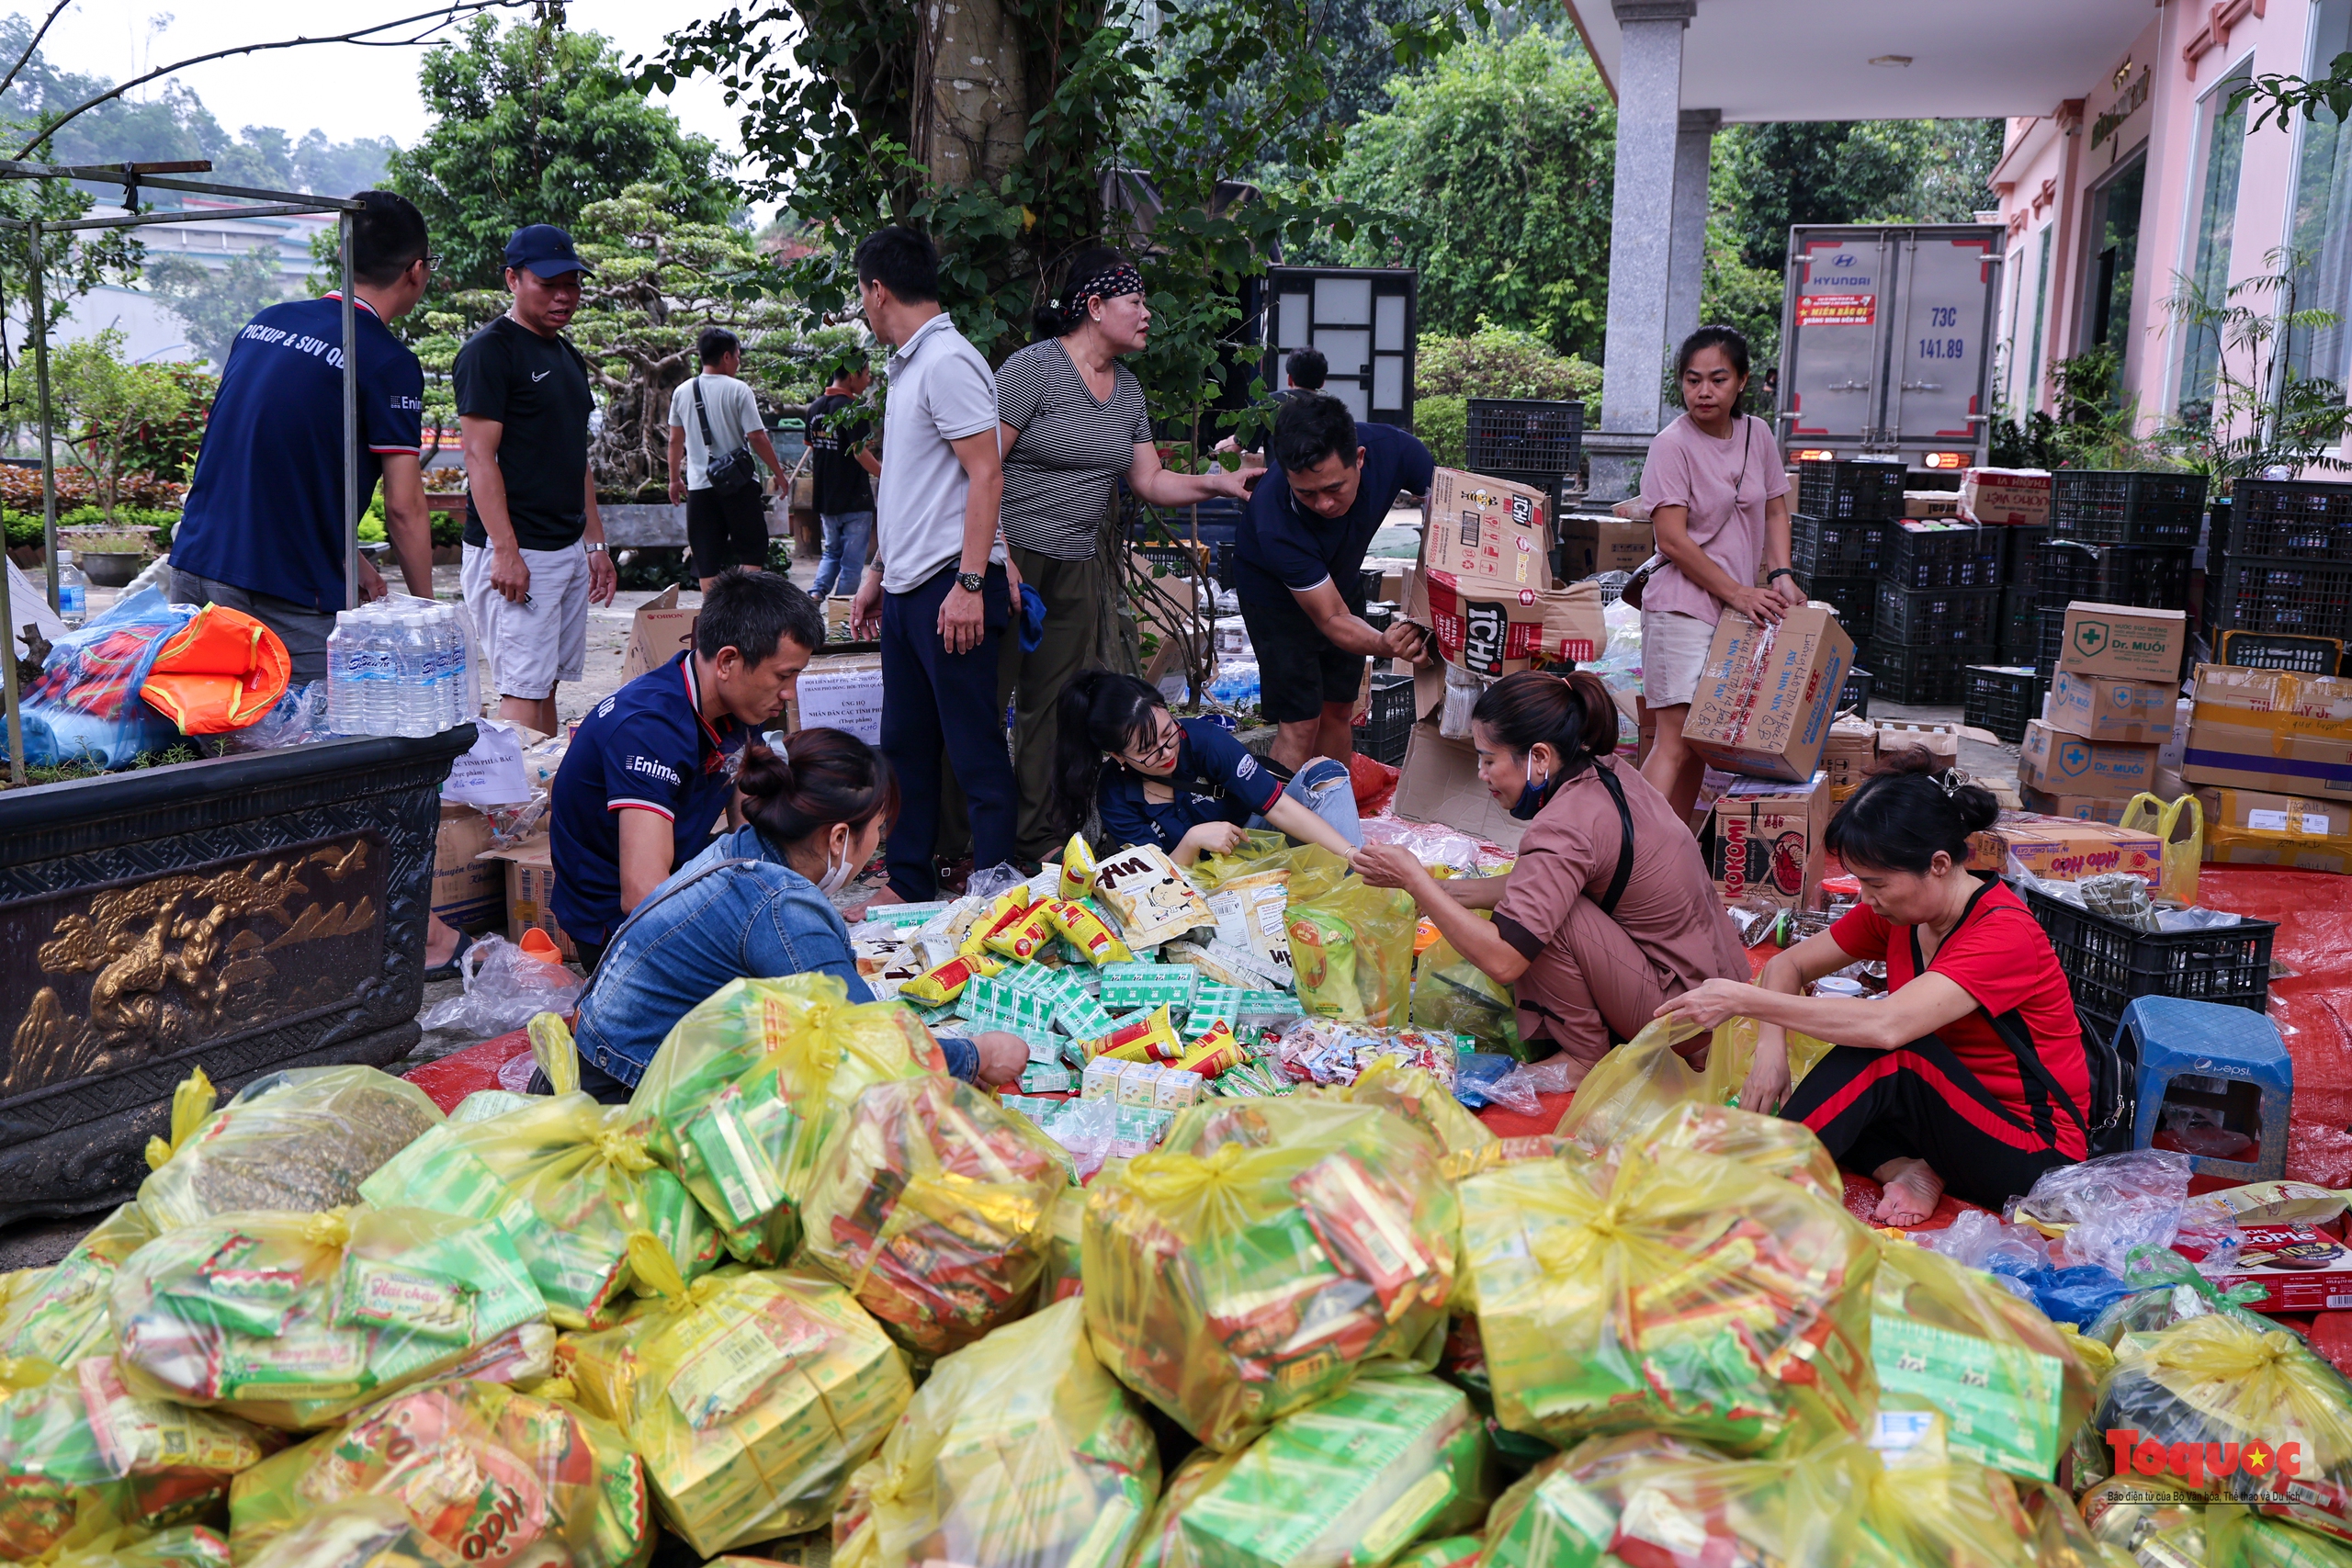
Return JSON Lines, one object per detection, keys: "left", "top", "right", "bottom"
{"left": 1702, "top": 773, "right": 1830, "bottom": 911}
{"left": 1959, "top": 467, "right": 2052, "bottom": 525}
{"left": 2181, "top": 663, "right": 2352, "bottom": 801}
{"left": 1408, "top": 566, "right": 1605, "bottom": 680}
{"left": 1683, "top": 605, "right": 1856, "bottom": 783}
{"left": 1424, "top": 468, "right": 1555, "bottom": 584}
{"left": 2017, "top": 719, "right": 2160, "bottom": 800}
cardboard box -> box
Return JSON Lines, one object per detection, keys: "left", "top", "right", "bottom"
{"left": 2196, "top": 786, "right": 2352, "bottom": 873}
{"left": 789, "top": 653, "right": 885, "bottom": 743}
{"left": 2042, "top": 671, "right": 2178, "bottom": 745}
{"left": 1903, "top": 490, "right": 1962, "bottom": 519}
{"left": 2152, "top": 766, "right": 2188, "bottom": 803}
{"left": 1557, "top": 514, "right": 1654, "bottom": 579}
{"left": 1822, "top": 715, "right": 1876, "bottom": 802}
{"left": 481, "top": 834, "right": 576, "bottom": 961}
{"left": 2181, "top": 663, "right": 2352, "bottom": 800}
{"left": 619, "top": 584, "right": 699, "bottom": 683}
{"left": 1393, "top": 720, "right": 1526, "bottom": 851}
{"left": 432, "top": 803, "right": 503, "bottom": 933}
{"left": 1965, "top": 815, "right": 2163, "bottom": 888}
{"left": 1424, "top": 468, "right": 1555, "bottom": 585}
{"left": 2017, "top": 788, "right": 2130, "bottom": 825}
{"left": 1702, "top": 773, "right": 1830, "bottom": 910}
{"left": 1684, "top": 605, "right": 1856, "bottom": 783}
{"left": 1411, "top": 567, "right": 1604, "bottom": 679}
{"left": 2055, "top": 603, "right": 2187, "bottom": 682}
{"left": 2185, "top": 1224, "right": 2352, "bottom": 1314}
{"left": 2018, "top": 719, "right": 2160, "bottom": 800}
{"left": 1959, "top": 468, "right": 2052, "bottom": 525}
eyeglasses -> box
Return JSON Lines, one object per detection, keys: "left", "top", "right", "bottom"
{"left": 1121, "top": 716, "right": 1182, "bottom": 768}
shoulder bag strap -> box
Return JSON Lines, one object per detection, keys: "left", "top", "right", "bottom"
{"left": 692, "top": 377, "right": 720, "bottom": 453}
{"left": 1906, "top": 876, "right": 2086, "bottom": 1141}
{"left": 1589, "top": 762, "right": 1637, "bottom": 919}
{"left": 604, "top": 854, "right": 763, "bottom": 953}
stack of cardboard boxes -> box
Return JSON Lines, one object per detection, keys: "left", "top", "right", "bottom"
{"left": 2015, "top": 603, "right": 2185, "bottom": 823}
{"left": 2181, "top": 662, "right": 2352, "bottom": 872}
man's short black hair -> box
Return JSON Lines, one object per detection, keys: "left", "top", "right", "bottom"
{"left": 1285, "top": 346, "right": 1328, "bottom": 389}
{"left": 696, "top": 569, "right": 825, "bottom": 664}
{"left": 697, "top": 326, "right": 741, "bottom": 367}
{"left": 854, "top": 227, "right": 940, "bottom": 305}
{"left": 350, "top": 190, "right": 428, "bottom": 288}
{"left": 1270, "top": 391, "right": 1360, "bottom": 474}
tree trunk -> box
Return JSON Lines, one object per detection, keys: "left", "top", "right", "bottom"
{"left": 916, "top": 0, "right": 1033, "bottom": 192}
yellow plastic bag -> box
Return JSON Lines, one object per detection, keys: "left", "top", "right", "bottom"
{"left": 2208, "top": 1507, "right": 2352, "bottom": 1568}
{"left": 1191, "top": 836, "right": 1349, "bottom": 900}
{"left": 797, "top": 1076, "right": 1069, "bottom": 1359}
{"left": 1554, "top": 1015, "right": 1830, "bottom": 1152}
{"left": 557, "top": 1240, "right": 912, "bottom": 1558}
{"left": 227, "top": 1377, "right": 648, "bottom": 1568}
{"left": 358, "top": 1090, "right": 719, "bottom": 1329}
{"left": 1410, "top": 925, "right": 1522, "bottom": 1055}
{"left": 2122, "top": 791, "right": 2201, "bottom": 908}
{"left": 137, "top": 1066, "right": 443, "bottom": 1233}
{"left": 1082, "top": 1098, "right": 1459, "bottom": 1451}
{"left": 1317, "top": 1058, "right": 1498, "bottom": 1178}
{"left": 1123, "top": 1371, "right": 1489, "bottom": 1568}
{"left": 111, "top": 1204, "right": 547, "bottom": 1429}
{"left": 831, "top": 1298, "right": 1159, "bottom": 1568}
{"left": 0, "top": 1202, "right": 153, "bottom": 1369}
{"left": 1856, "top": 1453, "right": 2064, "bottom": 1568}
{"left": 1618, "top": 1100, "right": 1842, "bottom": 1202}
{"left": 1460, "top": 1141, "right": 1877, "bottom": 1455}
{"left": 1389, "top": 1538, "right": 1482, "bottom": 1568}
{"left": 44, "top": 1523, "right": 232, "bottom": 1568}
{"left": 235, "top": 1493, "right": 571, "bottom": 1568}
{"left": 626, "top": 973, "right": 941, "bottom": 1266}
{"left": 1287, "top": 878, "right": 1416, "bottom": 1026}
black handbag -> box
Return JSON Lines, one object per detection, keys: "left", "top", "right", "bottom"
{"left": 693, "top": 378, "right": 762, "bottom": 496}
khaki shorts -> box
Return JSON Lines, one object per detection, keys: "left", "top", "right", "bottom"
{"left": 1640, "top": 606, "right": 1716, "bottom": 709}
{"left": 461, "top": 541, "right": 588, "bottom": 700}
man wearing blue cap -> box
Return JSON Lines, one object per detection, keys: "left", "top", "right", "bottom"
{"left": 456, "top": 222, "right": 617, "bottom": 734}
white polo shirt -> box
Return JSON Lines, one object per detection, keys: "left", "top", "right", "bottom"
{"left": 875, "top": 310, "right": 1006, "bottom": 593}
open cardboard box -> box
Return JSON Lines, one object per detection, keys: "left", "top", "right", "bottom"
{"left": 620, "top": 584, "right": 700, "bottom": 682}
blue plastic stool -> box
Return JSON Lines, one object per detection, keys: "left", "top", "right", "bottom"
{"left": 2120, "top": 997, "right": 2292, "bottom": 1181}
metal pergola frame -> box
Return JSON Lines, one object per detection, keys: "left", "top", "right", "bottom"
{"left": 0, "top": 161, "right": 366, "bottom": 786}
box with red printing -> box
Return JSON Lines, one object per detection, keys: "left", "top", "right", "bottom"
{"left": 2178, "top": 1224, "right": 2352, "bottom": 1314}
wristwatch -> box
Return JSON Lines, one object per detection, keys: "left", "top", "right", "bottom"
{"left": 956, "top": 571, "right": 986, "bottom": 594}
{"left": 584, "top": 542, "right": 608, "bottom": 554}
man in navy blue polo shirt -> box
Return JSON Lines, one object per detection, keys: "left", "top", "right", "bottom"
{"left": 1232, "top": 391, "right": 1433, "bottom": 771}
{"left": 549, "top": 570, "right": 826, "bottom": 970}
{"left": 172, "top": 191, "right": 435, "bottom": 678}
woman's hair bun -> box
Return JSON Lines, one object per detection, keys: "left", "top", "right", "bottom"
{"left": 735, "top": 739, "right": 794, "bottom": 804}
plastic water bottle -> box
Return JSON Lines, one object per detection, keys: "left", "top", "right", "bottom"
{"left": 55, "top": 551, "right": 86, "bottom": 629}
{"left": 434, "top": 605, "right": 465, "bottom": 728}
{"left": 358, "top": 612, "right": 399, "bottom": 736}
{"left": 392, "top": 611, "right": 437, "bottom": 737}
{"left": 327, "top": 611, "right": 361, "bottom": 733}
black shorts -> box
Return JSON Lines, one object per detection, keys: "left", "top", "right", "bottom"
{"left": 686, "top": 485, "right": 770, "bottom": 574}
{"left": 1240, "top": 592, "right": 1367, "bottom": 725}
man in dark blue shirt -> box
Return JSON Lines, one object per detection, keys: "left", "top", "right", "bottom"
{"left": 550, "top": 570, "right": 826, "bottom": 969}
{"left": 171, "top": 191, "right": 435, "bottom": 680}
{"left": 1233, "top": 391, "right": 1433, "bottom": 770}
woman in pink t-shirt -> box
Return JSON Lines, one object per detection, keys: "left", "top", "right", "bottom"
{"left": 1637, "top": 327, "right": 1804, "bottom": 821}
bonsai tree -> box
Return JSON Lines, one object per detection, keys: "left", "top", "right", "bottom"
{"left": 51, "top": 328, "right": 194, "bottom": 525}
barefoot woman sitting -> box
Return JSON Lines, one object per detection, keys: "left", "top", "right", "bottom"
{"left": 1656, "top": 753, "right": 2089, "bottom": 1227}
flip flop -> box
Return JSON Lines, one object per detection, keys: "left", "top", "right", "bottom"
{"left": 424, "top": 930, "right": 476, "bottom": 982}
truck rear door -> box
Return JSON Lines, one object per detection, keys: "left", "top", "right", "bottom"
{"left": 1887, "top": 231, "right": 2003, "bottom": 451}
{"left": 1781, "top": 230, "right": 1894, "bottom": 452}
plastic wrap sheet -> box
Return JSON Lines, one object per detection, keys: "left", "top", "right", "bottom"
{"left": 416, "top": 937, "right": 588, "bottom": 1041}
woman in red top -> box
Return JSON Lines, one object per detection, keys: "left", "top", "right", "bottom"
{"left": 1658, "top": 753, "right": 2088, "bottom": 1226}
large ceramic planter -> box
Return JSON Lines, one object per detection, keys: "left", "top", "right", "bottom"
{"left": 0, "top": 726, "right": 474, "bottom": 1224}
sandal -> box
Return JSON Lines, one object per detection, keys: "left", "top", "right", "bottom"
{"left": 424, "top": 930, "right": 476, "bottom": 982}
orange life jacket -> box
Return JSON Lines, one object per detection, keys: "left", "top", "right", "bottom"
{"left": 140, "top": 604, "right": 292, "bottom": 734}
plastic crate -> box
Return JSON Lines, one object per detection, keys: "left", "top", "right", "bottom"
{"left": 2003, "top": 525, "right": 2052, "bottom": 591}
{"left": 1791, "top": 514, "right": 1889, "bottom": 576}
{"left": 1797, "top": 459, "right": 1907, "bottom": 522}
{"left": 1465, "top": 400, "right": 1583, "bottom": 476}
{"left": 2207, "top": 558, "right": 2352, "bottom": 637}
{"left": 1872, "top": 583, "right": 2005, "bottom": 647}
{"left": 1137, "top": 543, "right": 1212, "bottom": 581}
{"left": 1356, "top": 671, "right": 1416, "bottom": 765}
{"left": 1997, "top": 589, "right": 2040, "bottom": 662}
{"left": 2225, "top": 478, "right": 2352, "bottom": 561}
{"left": 2021, "top": 884, "right": 2277, "bottom": 1026}
{"left": 1962, "top": 665, "right": 2041, "bottom": 744}
{"left": 2213, "top": 629, "right": 2345, "bottom": 677}
{"left": 1865, "top": 639, "right": 1996, "bottom": 705}
{"left": 1839, "top": 668, "right": 1871, "bottom": 719}
{"left": 2031, "top": 541, "right": 2194, "bottom": 612}
{"left": 1809, "top": 574, "right": 1877, "bottom": 639}
{"left": 2050, "top": 470, "right": 2210, "bottom": 546}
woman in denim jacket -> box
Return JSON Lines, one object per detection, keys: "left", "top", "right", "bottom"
{"left": 566, "top": 728, "right": 1028, "bottom": 1100}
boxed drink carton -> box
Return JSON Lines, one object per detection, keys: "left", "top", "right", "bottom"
{"left": 2018, "top": 719, "right": 2160, "bottom": 799}
{"left": 1557, "top": 514, "right": 1654, "bottom": 578}
{"left": 1425, "top": 468, "right": 1555, "bottom": 583}
{"left": 1408, "top": 565, "right": 1604, "bottom": 679}
{"left": 1959, "top": 467, "right": 2052, "bottom": 525}
{"left": 2196, "top": 786, "right": 2352, "bottom": 873}
{"left": 1822, "top": 715, "right": 1876, "bottom": 802}
{"left": 2055, "top": 603, "right": 2188, "bottom": 682}
{"left": 1965, "top": 815, "right": 2163, "bottom": 888}
{"left": 1702, "top": 773, "right": 1829, "bottom": 910}
{"left": 1684, "top": 605, "right": 1856, "bottom": 783}
{"left": 2042, "top": 671, "right": 2177, "bottom": 745}
{"left": 2181, "top": 662, "right": 2352, "bottom": 800}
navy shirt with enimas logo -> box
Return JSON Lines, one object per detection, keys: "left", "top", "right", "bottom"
{"left": 550, "top": 651, "right": 747, "bottom": 946}
{"left": 1096, "top": 717, "right": 1286, "bottom": 853}
{"left": 1233, "top": 421, "right": 1433, "bottom": 608}
{"left": 170, "top": 295, "right": 424, "bottom": 611}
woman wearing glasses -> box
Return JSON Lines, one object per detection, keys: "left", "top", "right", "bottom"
{"left": 1051, "top": 671, "right": 1363, "bottom": 863}
{"left": 1635, "top": 325, "right": 1805, "bottom": 822}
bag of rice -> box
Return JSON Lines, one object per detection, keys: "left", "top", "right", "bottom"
{"left": 137, "top": 1066, "right": 443, "bottom": 1233}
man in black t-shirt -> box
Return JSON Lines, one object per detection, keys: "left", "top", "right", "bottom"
{"left": 457, "top": 223, "right": 618, "bottom": 734}
{"left": 805, "top": 353, "right": 880, "bottom": 599}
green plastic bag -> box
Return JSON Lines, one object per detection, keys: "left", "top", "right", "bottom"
{"left": 1287, "top": 878, "right": 1416, "bottom": 1027}
{"left": 1410, "top": 925, "right": 1522, "bottom": 1057}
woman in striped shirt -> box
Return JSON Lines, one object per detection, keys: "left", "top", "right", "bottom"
{"left": 994, "top": 248, "right": 1254, "bottom": 861}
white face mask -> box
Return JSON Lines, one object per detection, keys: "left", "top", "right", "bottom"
{"left": 817, "top": 830, "right": 857, "bottom": 895}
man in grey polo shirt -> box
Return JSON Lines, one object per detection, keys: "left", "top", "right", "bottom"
{"left": 846, "top": 227, "right": 1018, "bottom": 900}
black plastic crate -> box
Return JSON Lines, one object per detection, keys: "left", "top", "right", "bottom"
{"left": 1963, "top": 664, "right": 2041, "bottom": 744}
{"left": 1810, "top": 574, "right": 1877, "bottom": 639}
{"left": 2022, "top": 884, "right": 2277, "bottom": 1026}
{"left": 2004, "top": 525, "right": 2052, "bottom": 591}
{"left": 2213, "top": 629, "right": 2345, "bottom": 677}
{"left": 1791, "top": 514, "right": 1890, "bottom": 576}
{"left": 1797, "top": 459, "right": 1907, "bottom": 521}
{"left": 1866, "top": 639, "right": 1996, "bottom": 705}
{"left": 2207, "top": 558, "right": 2352, "bottom": 637}
{"left": 2050, "top": 470, "right": 2210, "bottom": 546}
{"left": 1465, "top": 400, "right": 1583, "bottom": 476}
{"left": 1873, "top": 583, "right": 2005, "bottom": 647}
{"left": 1137, "top": 543, "right": 1212, "bottom": 581}
{"left": 2032, "top": 541, "right": 2194, "bottom": 612}
{"left": 2224, "top": 478, "right": 2352, "bottom": 560}
{"left": 1997, "top": 589, "right": 2040, "bottom": 662}
{"left": 1887, "top": 521, "right": 2005, "bottom": 589}
{"left": 1839, "top": 668, "right": 1871, "bottom": 718}
{"left": 1357, "top": 671, "right": 1416, "bottom": 765}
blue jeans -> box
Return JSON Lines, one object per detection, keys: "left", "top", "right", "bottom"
{"left": 1250, "top": 755, "right": 1364, "bottom": 847}
{"left": 880, "top": 562, "right": 1017, "bottom": 899}
{"left": 811, "top": 511, "right": 876, "bottom": 598}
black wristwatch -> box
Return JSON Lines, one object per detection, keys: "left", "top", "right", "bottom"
{"left": 956, "top": 570, "right": 986, "bottom": 594}
{"left": 1767, "top": 568, "right": 1801, "bottom": 586}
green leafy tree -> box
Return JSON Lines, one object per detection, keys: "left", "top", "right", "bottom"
{"left": 145, "top": 247, "right": 291, "bottom": 367}
{"left": 1713, "top": 118, "right": 2005, "bottom": 275}
{"left": 51, "top": 329, "right": 195, "bottom": 521}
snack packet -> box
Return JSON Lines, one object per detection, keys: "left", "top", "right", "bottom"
{"left": 960, "top": 887, "right": 1035, "bottom": 957}
{"left": 797, "top": 1076, "right": 1069, "bottom": 1359}
{"left": 0, "top": 1202, "right": 153, "bottom": 1368}
{"left": 111, "top": 1204, "right": 548, "bottom": 1429}
{"left": 984, "top": 901, "right": 1061, "bottom": 962}
{"left": 627, "top": 974, "right": 941, "bottom": 1265}
{"left": 1047, "top": 897, "right": 1135, "bottom": 965}
{"left": 899, "top": 953, "right": 1003, "bottom": 1007}
{"left": 1087, "top": 1004, "right": 1185, "bottom": 1064}
{"left": 1286, "top": 880, "right": 1415, "bottom": 1026}
{"left": 137, "top": 1066, "right": 444, "bottom": 1233}
{"left": 1083, "top": 1098, "right": 1459, "bottom": 1450}
{"left": 1091, "top": 843, "right": 1215, "bottom": 949}
{"left": 557, "top": 1242, "right": 912, "bottom": 1557}
{"left": 831, "top": 1299, "right": 1158, "bottom": 1568}
{"left": 1057, "top": 833, "right": 1099, "bottom": 901}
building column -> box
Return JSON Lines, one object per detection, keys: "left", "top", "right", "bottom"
{"left": 1665, "top": 107, "right": 1720, "bottom": 356}
{"left": 1588, "top": 0, "right": 1696, "bottom": 503}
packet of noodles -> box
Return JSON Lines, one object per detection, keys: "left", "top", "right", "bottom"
{"left": 899, "top": 953, "right": 1003, "bottom": 1007}
{"left": 1047, "top": 897, "right": 1135, "bottom": 965}
{"left": 1086, "top": 1004, "right": 1185, "bottom": 1064}
{"left": 958, "top": 888, "right": 1035, "bottom": 958}
{"left": 111, "top": 1204, "right": 547, "bottom": 1429}
{"left": 236, "top": 1494, "right": 563, "bottom": 1568}
{"left": 984, "top": 901, "right": 1061, "bottom": 962}
{"left": 1173, "top": 1021, "right": 1245, "bottom": 1077}
{"left": 1057, "top": 833, "right": 1099, "bottom": 901}
{"left": 558, "top": 1240, "right": 912, "bottom": 1557}
{"left": 226, "top": 1377, "right": 645, "bottom": 1568}
{"left": 360, "top": 1090, "right": 718, "bottom": 1329}
{"left": 0, "top": 1202, "right": 154, "bottom": 1369}
{"left": 627, "top": 973, "right": 940, "bottom": 1266}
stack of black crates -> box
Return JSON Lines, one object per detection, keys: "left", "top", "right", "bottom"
{"left": 2204, "top": 478, "right": 2352, "bottom": 659}
{"left": 1791, "top": 459, "right": 1902, "bottom": 697}
{"left": 1465, "top": 400, "right": 1582, "bottom": 581}
{"left": 2021, "top": 470, "right": 2204, "bottom": 696}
